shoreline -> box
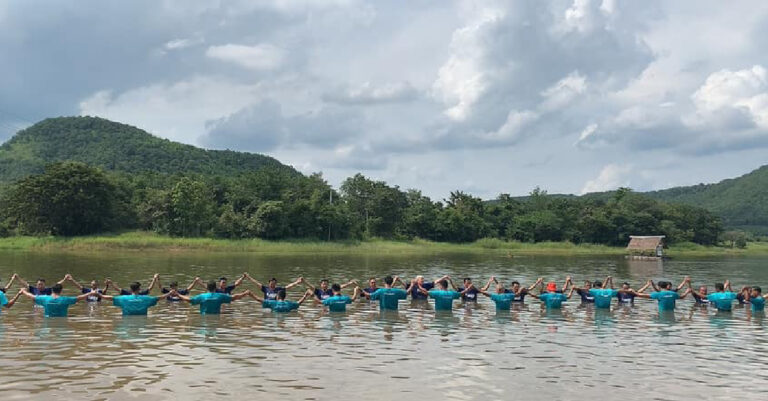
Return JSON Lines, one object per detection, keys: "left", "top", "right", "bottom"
{"left": 0, "top": 231, "right": 765, "bottom": 257}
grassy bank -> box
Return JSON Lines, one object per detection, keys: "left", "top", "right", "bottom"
{"left": 0, "top": 231, "right": 764, "bottom": 257}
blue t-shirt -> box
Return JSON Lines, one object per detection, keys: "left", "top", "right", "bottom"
{"left": 590, "top": 288, "right": 618, "bottom": 308}
{"left": 692, "top": 293, "right": 710, "bottom": 305}
{"left": 119, "top": 289, "right": 150, "bottom": 296}
{"left": 490, "top": 292, "right": 516, "bottom": 310}
{"left": 314, "top": 288, "right": 334, "bottom": 300}
{"left": 458, "top": 287, "right": 480, "bottom": 302}
{"left": 540, "top": 292, "right": 567, "bottom": 309}
{"left": 736, "top": 293, "right": 747, "bottom": 305}
{"left": 408, "top": 282, "right": 434, "bottom": 300}
{"left": 505, "top": 288, "right": 529, "bottom": 302}
{"left": 161, "top": 288, "right": 189, "bottom": 302}
{"left": 370, "top": 288, "right": 408, "bottom": 310}
{"left": 750, "top": 297, "right": 766, "bottom": 312}
{"left": 81, "top": 288, "right": 103, "bottom": 302}
{"left": 261, "top": 285, "right": 285, "bottom": 300}
{"left": 576, "top": 289, "right": 595, "bottom": 303}
{"left": 190, "top": 292, "right": 232, "bottom": 314}
{"left": 322, "top": 295, "right": 352, "bottom": 312}
{"left": 0, "top": 291, "right": 7, "bottom": 313}
{"left": 650, "top": 291, "right": 679, "bottom": 311}
{"left": 113, "top": 295, "right": 158, "bottom": 315}
{"left": 363, "top": 287, "right": 378, "bottom": 296}
{"left": 617, "top": 291, "right": 635, "bottom": 304}
{"left": 428, "top": 290, "right": 460, "bottom": 310}
{"left": 215, "top": 285, "right": 236, "bottom": 295}
{"left": 707, "top": 292, "right": 737, "bottom": 311}
{"left": 28, "top": 286, "right": 53, "bottom": 296}
{"left": 263, "top": 299, "right": 299, "bottom": 313}
{"left": 34, "top": 295, "right": 78, "bottom": 317}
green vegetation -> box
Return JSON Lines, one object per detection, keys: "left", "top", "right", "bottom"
{"left": 0, "top": 117, "right": 727, "bottom": 248}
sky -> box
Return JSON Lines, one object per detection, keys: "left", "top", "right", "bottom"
{"left": 1, "top": 0, "right": 768, "bottom": 200}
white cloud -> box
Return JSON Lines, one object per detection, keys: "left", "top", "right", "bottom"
{"left": 323, "top": 81, "right": 419, "bottom": 105}
{"left": 164, "top": 37, "right": 203, "bottom": 51}
{"left": 689, "top": 65, "right": 768, "bottom": 129}
{"left": 540, "top": 71, "right": 587, "bottom": 110}
{"left": 206, "top": 43, "right": 285, "bottom": 70}
{"left": 580, "top": 164, "right": 633, "bottom": 194}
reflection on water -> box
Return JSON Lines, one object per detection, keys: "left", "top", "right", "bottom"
{"left": 0, "top": 251, "right": 767, "bottom": 399}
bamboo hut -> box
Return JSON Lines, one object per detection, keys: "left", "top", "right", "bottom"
{"left": 626, "top": 235, "right": 666, "bottom": 259}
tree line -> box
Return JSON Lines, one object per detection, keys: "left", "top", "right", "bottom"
{"left": 0, "top": 162, "right": 723, "bottom": 245}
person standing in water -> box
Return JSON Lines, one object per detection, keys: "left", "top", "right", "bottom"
{"left": 706, "top": 281, "right": 738, "bottom": 312}
{"left": 416, "top": 278, "right": 461, "bottom": 311}
{"left": 634, "top": 280, "right": 691, "bottom": 312}
{"left": 97, "top": 282, "right": 172, "bottom": 316}
{"left": 20, "top": 284, "right": 96, "bottom": 317}
{"left": 0, "top": 288, "right": 23, "bottom": 314}
{"left": 249, "top": 289, "right": 312, "bottom": 313}
{"left": 173, "top": 280, "right": 251, "bottom": 315}
{"left": 529, "top": 279, "right": 572, "bottom": 309}
{"left": 160, "top": 276, "right": 201, "bottom": 302}
{"left": 742, "top": 286, "right": 768, "bottom": 312}
{"left": 479, "top": 283, "right": 517, "bottom": 311}
{"left": 244, "top": 274, "right": 303, "bottom": 301}
{"left": 60, "top": 274, "right": 107, "bottom": 303}
{"left": 107, "top": 275, "right": 158, "bottom": 296}
{"left": 369, "top": 276, "right": 408, "bottom": 311}
{"left": 315, "top": 283, "right": 362, "bottom": 313}
{"left": 616, "top": 280, "right": 652, "bottom": 305}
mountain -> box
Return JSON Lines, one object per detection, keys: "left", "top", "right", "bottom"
{"left": 644, "top": 165, "right": 768, "bottom": 233}
{"left": 0, "top": 116, "right": 296, "bottom": 182}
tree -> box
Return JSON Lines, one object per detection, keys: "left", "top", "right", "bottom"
{"left": 167, "top": 178, "right": 216, "bottom": 237}
{"left": 2, "top": 162, "right": 118, "bottom": 235}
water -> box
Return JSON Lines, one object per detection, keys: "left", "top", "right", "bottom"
{"left": 1, "top": 251, "right": 767, "bottom": 400}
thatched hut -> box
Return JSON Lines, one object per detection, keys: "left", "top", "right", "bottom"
{"left": 626, "top": 235, "right": 665, "bottom": 258}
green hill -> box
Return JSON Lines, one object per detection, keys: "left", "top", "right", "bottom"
{"left": 0, "top": 116, "right": 296, "bottom": 182}
{"left": 645, "top": 165, "right": 768, "bottom": 233}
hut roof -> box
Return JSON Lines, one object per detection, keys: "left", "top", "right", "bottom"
{"left": 626, "top": 235, "right": 665, "bottom": 250}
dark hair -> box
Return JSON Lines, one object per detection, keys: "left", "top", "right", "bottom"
{"left": 219, "top": 277, "right": 227, "bottom": 282}
{"left": 754, "top": 286, "right": 762, "bottom": 294}
{"left": 207, "top": 281, "right": 217, "bottom": 292}
{"left": 169, "top": 281, "right": 179, "bottom": 288}
{"left": 384, "top": 276, "right": 394, "bottom": 285}
{"left": 437, "top": 279, "right": 448, "bottom": 289}
{"left": 130, "top": 282, "right": 141, "bottom": 292}
{"left": 622, "top": 282, "right": 630, "bottom": 287}
{"left": 277, "top": 290, "right": 287, "bottom": 300}
{"left": 269, "top": 278, "right": 277, "bottom": 283}
{"left": 511, "top": 281, "right": 520, "bottom": 286}
{"left": 658, "top": 281, "right": 671, "bottom": 290}
{"left": 715, "top": 283, "right": 725, "bottom": 291}
{"left": 37, "top": 278, "right": 46, "bottom": 283}
{"left": 463, "top": 277, "right": 472, "bottom": 283}
{"left": 593, "top": 281, "right": 603, "bottom": 288}
{"left": 321, "top": 279, "right": 329, "bottom": 284}
{"left": 331, "top": 284, "right": 341, "bottom": 292}
{"left": 52, "top": 284, "right": 63, "bottom": 294}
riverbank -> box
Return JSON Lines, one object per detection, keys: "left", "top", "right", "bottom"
{"left": 0, "top": 231, "right": 765, "bottom": 257}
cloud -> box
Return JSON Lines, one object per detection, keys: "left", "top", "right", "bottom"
{"left": 322, "top": 81, "right": 419, "bottom": 105}
{"left": 689, "top": 65, "right": 768, "bottom": 129}
{"left": 206, "top": 43, "right": 285, "bottom": 70}
{"left": 580, "top": 164, "right": 633, "bottom": 194}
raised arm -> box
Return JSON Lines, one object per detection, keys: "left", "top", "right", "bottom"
{"left": 529, "top": 277, "right": 543, "bottom": 292}
{"left": 285, "top": 277, "right": 304, "bottom": 290}
{"left": 563, "top": 276, "right": 572, "bottom": 292}
{"left": 340, "top": 279, "right": 358, "bottom": 289}
{"left": 146, "top": 274, "right": 160, "bottom": 293}
{"left": 448, "top": 278, "right": 459, "bottom": 291}
{"left": 678, "top": 288, "right": 691, "bottom": 299}
{"left": 637, "top": 280, "right": 652, "bottom": 294}
{"left": 2, "top": 274, "right": 17, "bottom": 292}
{"left": 232, "top": 274, "right": 246, "bottom": 288}
{"left": 480, "top": 276, "right": 496, "bottom": 292}
{"left": 724, "top": 280, "right": 733, "bottom": 292}
{"left": 297, "top": 290, "right": 312, "bottom": 305}
{"left": 393, "top": 276, "right": 407, "bottom": 288}
{"left": 15, "top": 275, "right": 31, "bottom": 289}
{"left": 247, "top": 291, "right": 265, "bottom": 303}
{"left": 650, "top": 281, "right": 660, "bottom": 292}
{"left": 75, "top": 291, "right": 95, "bottom": 301}
{"left": 244, "top": 273, "right": 264, "bottom": 288}
{"left": 66, "top": 274, "right": 85, "bottom": 290}
{"left": 20, "top": 289, "right": 37, "bottom": 301}
{"left": 676, "top": 276, "right": 688, "bottom": 291}
{"left": 56, "top": 275, "right": 68, "bottom": 285}
{"left": 186, "top": 277, "right": 201, "bottom": 292}
{"left": 231, "top": 290, "right": 250, "bottom": 301}
{"left": 106, "top": 279, "right": 123, "bottom": 294}
{"left": 3, "top": 289, "right": 24, "bottom": 308}
{"left": 173, "top": 290, "right": 192, "bottom": 303}
{"left": 351, "top": 286, "right": 362, "bottom": 301}
{"left": 96, "top": 292, "right": 114, "bottom": 301}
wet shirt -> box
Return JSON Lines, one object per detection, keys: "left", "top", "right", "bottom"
{"left": 28, "top": 286, "right": 53, "bottom": 296}
{"left": 363, "top": 287, "right": 378, "bottom": 297}
{"left": 113, "top": 295, "right": 158, "bottom": 316}
{"left": 261, "top": 285, "right": 285, "bottom": 300}
{"left": 506, "top": 288, "right": 529, "bottom": 302}
{"left": 119, "top": 289, "right": 150, "bottom": 296}
{"left": 576, "top": 289, "right": 595, "bottom": 303}
{"left": 81, "top": 288, "right": 103, "bottom": 302}
{"left": 314, "top": 288, "right": 334, "bottom": 300}
{"left": 650, "top": 291, "right": 679, "bottom": 311}
{"left": 750, "top": 297, "right": 766, "bottom": 312}
{"left": 408, "top": 282, "right": 434, "bottom": 300}
{"left": 617, "top": 291, "right": 635, "bottom": 304}
{"left": 428, "top": 290, "right": 460, "bottom": 310}
{"left": 0, "top": 291, "right": 7, "bottom": 313}
{"left": 263, "top": 300, "right": 299, "bottom": 313}
{"left": 589, "top": 288, "right": 618, "bottom": 308}
{"left": 322, "top": 295, "right": 352, "bottom": 312}
{"left": 458, "top": 286, "right": 480, "bottom": 302}
{"left": 215, "top": 285, "right": 236, "bottom": 295}
{"left": 707, "top": 292, "right": 737, "bottom": 311}
{"left": 161, "top": 288, "right": 189, "bottom": 302}
{"left": 370, "top": 288, "right": 408, "bottom": 310}
{"left": 736, "top": 293, "right": 747, "bottom": 305}
{"left": 490, "top": 292, "right": 516, "bottom": 310}
{"left": 34, "top": 295, "right": 77, "bottom": 317}
{"left": 692, "top": 292, "right": 710, "bottom": 305}
{"left": 540, "top": 292, "right": 567, "bottom": 309}
{"left": 190, "top": 292, "right": 232, "bottom": 314}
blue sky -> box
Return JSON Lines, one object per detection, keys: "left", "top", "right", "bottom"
{"left": 1, "top": 0, "right": 767, "bottom": 199}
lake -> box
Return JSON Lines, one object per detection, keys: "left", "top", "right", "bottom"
{"left": 0, "top": 251, "right": 766, "bottom": 400}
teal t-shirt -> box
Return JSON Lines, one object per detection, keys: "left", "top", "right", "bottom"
{"left": 750, "top": 297, "right": 766, "bottom": 312}
{"left": 190, "top": 292, "right": 232, "bottom": 314}
{"left": 540, "top": 292, "right": 567, "bottom": 309}
{"left": 370, "top": 288, "right": 407, "bottom": 310}
{"left": 34, "top": 295, "right": 78, "bottom": 317}
{"left": 490, "top": 292, "right": 516, "bottom": 310}
{"left": 428, "top": 290, "right": 460, "bottom": 310}
{"left": 113, "top": 295, "right": 158, "bottom": 316}
{"left": 589, "top": 288, "right": 618, "bottom": 308}
{"left": 322, "top": 295, "right": 352, "bottom": 312}
{"left": 263, "top": 300, "right": 299, "bottom": 313}
{"left": 707, "top": 292, "right": 737, "bottom": 311}
{"left": 650, "top": 291, "right": 679, "bottom": 311}
{"left": 0, "top": 291, "right": 7, "bottom": 314}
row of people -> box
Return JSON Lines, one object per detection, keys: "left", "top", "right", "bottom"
{"left": 1, "top": 272, "right": 766, "bottom": 318}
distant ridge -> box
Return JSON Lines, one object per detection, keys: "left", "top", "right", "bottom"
{"left": 0, "top": 116, "right": 297, "bottom": 182}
